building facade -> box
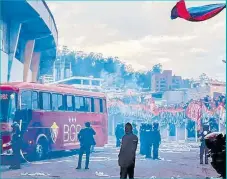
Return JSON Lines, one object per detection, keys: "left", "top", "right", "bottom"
{"left": 50, "top": 76, "right": 104, "bottom": 92}
{"left": 151, "top": 70, "right": 190, "bottom": 92}
{"left": 1, "top": 0, "right": 58, "bottom": 83}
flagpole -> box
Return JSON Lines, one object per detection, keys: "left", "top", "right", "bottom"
{"left": 218, "top": 117, "right": 221, "bottom": 132}
{"left": 185, "top": 119, "right": 187, "bottom": 141}
{"left": 112, "top": 115, "right": 115, "bottom": 136}
{"left": 195, "top": 122, "right": 198, "bottom": 142}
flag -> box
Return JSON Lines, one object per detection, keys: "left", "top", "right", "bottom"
{"left": 171, "top": 0, "right": 226, "bottom": 22}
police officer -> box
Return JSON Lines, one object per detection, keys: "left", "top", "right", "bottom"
{"left": 76, "top": 122, "right": 96, "bottom": 169}
{"left": 115, "top": 124, "right": 121, "bottom": 147}
{"left": 9, "top": 122, "right": 22, "bottom": 170}
{"left": 139, "top": 123, "right": 146, "bottom": 155}
{"left": 145, "top": 124, "right": 153, "bottom": 158}
{"left": 152, "top": 122, "right": 161, "bottom": 160}
{"left": 198, "top": 124, "right": 210, "bottom": 164}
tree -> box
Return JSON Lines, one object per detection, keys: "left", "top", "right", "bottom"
{"left": 152, "top": 63, "right": 162, "bottom": 74}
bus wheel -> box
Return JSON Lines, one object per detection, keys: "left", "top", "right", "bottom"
{"left": 35, "top": 139, "right": 48, "bottom": 160}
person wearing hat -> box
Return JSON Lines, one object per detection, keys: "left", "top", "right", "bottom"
{"left": 76, "top": 122, "right": 96, "bottom": 169}
{"left": 9, "top": 121, "right": 22, "bottom": 169}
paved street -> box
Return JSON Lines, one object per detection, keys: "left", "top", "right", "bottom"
{"left": 1, "top": 137, "right": 218, "bottom": 179}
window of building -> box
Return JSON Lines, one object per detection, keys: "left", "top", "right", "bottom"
{"left": 66, "top": 95, "right": 74, "bottom": 111}
{"left": 92, "top": 80, "right": 100, "bottom": 86}
{"left": 32, "top": 91, "right": 39, "bottom": 110}
{"left": 41, "top": 92, "right": 51, "bottom": 110}
{"left": 21, "top": 91, "right": 32, "bottom": 109}
{"left": 83, "top": 80, "right": 90, "bottom": 85}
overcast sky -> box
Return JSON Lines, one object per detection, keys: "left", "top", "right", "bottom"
{"left": 48, "top": 1, "right": 226, "bottom": 81}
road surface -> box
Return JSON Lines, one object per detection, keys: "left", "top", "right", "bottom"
{"left": 1, "top": 137, "right": 218, "bottom": 179}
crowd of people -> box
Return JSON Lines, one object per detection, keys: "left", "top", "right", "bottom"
{"left": 8, "top": 119, "right": 225, "bottom": 178}
{"left": 115, "top": 122, "right": 161, "bottom": 160}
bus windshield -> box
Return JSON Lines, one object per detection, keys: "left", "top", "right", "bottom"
{"left": 0, "top": 91, "right": 16, "bottom": 123}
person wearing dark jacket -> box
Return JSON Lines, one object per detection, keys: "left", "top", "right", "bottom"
{"left": 152, "top": 122, "right": 161, "bottom": 160}
{"left": 145, "top": 124, "right": 153, "bottom": 159}
{"left": 9, "top": 122, "right": 22, "bottom": 170}
{"left": 118, "top": 123, "right": 138, "bottom": 179}
{"left": 115, "top": 124, "right": 122, "bottom": 147}
{"left": 198, "top": 124, "right": 210, "bottom": 164}
{"left": 76, "top": 122, "right": 96, "bottom": 169}
{"left": 139, "top": 123, "right": 146, "bottom": 155}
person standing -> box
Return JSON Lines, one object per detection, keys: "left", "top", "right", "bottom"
{"left": 139, "top": 123, "right": 145, "bottom": 155}
{"left": 115, "top": 124, "right": 121, "bottom": 147}
{"left": 9, "top": 122, "right": 22, "bottom": 170}
{"left": 118, "top": 123, "right": 138, "bottom": 179}
{"left": 198, "top": 124, "right": 210, "bottom": 164}
{"left": 152, "top": 122, "right": 161, "bottom": 160}
{"left": 76, "top": 122, "right": 96, "bottom": 169}
{"left": 145, "top": 124, "right": 153, "bottom": 158}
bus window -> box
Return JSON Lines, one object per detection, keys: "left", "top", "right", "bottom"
{"left": 85, "top": 97, "right": 91, "bottom": 112}
{"left": 66, "top": 95, "right": 74, "bottom": 111}
{"left": 32, "top": 91, "right": 39, "bottom": 110}
{"left": 52, "top": 94, "right": 58, "bottom": 111}
{"left": 75, "top": 96, "right": 86, "bottom": 112}
{"left": 94, "top": 98, "right": 100, "bottom": 113}
{"left": 100, "top": 99, "right": 103, "bottom": 113}
{"left": 58, "top": 94, "right": 64, "bottom": 110}
{"left": 21, "top": 91, "right": 32, "bottom": 109}
{"left": 41, "top": 92, "right": 51, "bottom": 110}
{"left": 91, "top": 98, "right": 95, "bottom": 112}
{"left": 52, "top": 94, "right": 64, "bottom": 111}
{"left": 103, "top": 99, "right": 107, "bottom": 113}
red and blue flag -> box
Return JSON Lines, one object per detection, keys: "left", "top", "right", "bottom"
{"left": 171, "top": 0, "right": 226, "bottom": 22}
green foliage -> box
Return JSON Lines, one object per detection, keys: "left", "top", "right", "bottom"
{"left": 57, "top": 49, "right": 163, "bottom": 89}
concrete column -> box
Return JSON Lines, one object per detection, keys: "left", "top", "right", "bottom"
{"left": 8, "top": 21, "right": 21, "bottom": 81}
{"left": 31, "top": 52, "right": 41, "bottom": 82}
{"left": 23, "top": 40, "right": 35, "bottom": 82}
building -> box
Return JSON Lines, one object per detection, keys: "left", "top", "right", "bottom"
{"left": 209, "top": 80, "right": 226, "bottom": 98}
{"left": 1, "top": 0, "right": 58, "bottom": 83}
{"left": 151, "top": 70, "right": 189, "bottom": 92}
{"left": 53, "top": 57, "right": 72, "bottom": 81}
{"left": 151, "top": 70, "right": 172, "bottom": 92}
{"left": 172, "top": 75, "right": 182, "bottom": 89}
{"left": 50, "top": 76, "right": 104, "bottom": 92}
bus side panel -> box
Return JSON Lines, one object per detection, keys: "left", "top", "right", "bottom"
{"left": 23, "top": 111, "right": 108, "bottom": 152}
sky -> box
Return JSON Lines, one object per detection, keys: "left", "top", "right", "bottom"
{"left": 47, "top": 1, "right": 226, "bottom": 81}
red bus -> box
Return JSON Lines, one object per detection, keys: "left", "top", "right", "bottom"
{"left": 0, "top": 82, "right": 108, "bottom": 162}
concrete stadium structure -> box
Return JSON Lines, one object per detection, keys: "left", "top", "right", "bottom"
{"left": 1, "top": 0, "right": 58, "bottom": 83}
